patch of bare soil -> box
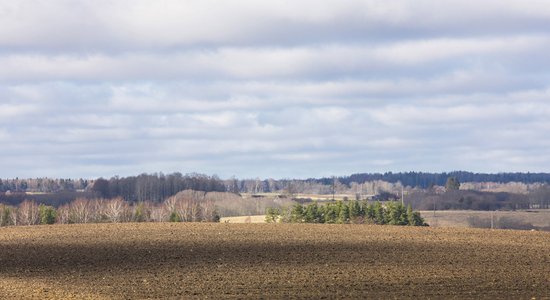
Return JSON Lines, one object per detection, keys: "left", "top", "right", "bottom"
{"left": 0, "top": 223, "right": 549, "bottom": 298}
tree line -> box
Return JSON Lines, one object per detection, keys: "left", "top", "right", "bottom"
{"left": 332, "top": 171, "right": 550, "bottom": 189}
{"left": 0, "top": 173, "right": 227, "bottom": 202}
{"left": 92, "top": 173, "right": 226, "bottom": 202}
{"left": 3, "top": 172, "right": 550, "bottom": 212}
{"left": 0, "top": 178, "right": 89, "bottom": 193}
{"left": 6, "top": 171, "right": 550, "bottom": 195}
{"left": 265, "top": 201, "right": 426, "bottom": 226}
{"left": 0, "top": 190, "right": 220, "bottom": 226}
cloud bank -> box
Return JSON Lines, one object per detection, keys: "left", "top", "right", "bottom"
{"left": 1, "top": 0, "right": 550, "bottom": 179}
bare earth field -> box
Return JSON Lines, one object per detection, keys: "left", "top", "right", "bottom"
{"left": 1, "top": 223, "right": 549, "bottom": 299}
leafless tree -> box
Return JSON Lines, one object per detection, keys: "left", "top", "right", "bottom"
{"left": 190, "top": 200, "right": 202, "bottom": 222}
{"left": 88, "top": 198, "right": 106, "bottom": 222}
{"left": 163, "top": 195, "right": 178, "bottom": 218}
{"left": 150, "top": 204, "right": 168, "bottom": 222}
{"left": 70, "top": 198, "right": 91, "bottom": 223}
{"left": 202, "top": 199, "right": 217, "bottom": 222}
{"left": 175, "top": 197, "right": 192, "bottom": 221}
{"left": 104, "top": 197, "right": 127, "bottom": 222}
{"left": 18, "top": 200, "right": 39, "bottom": 225}
{"left": 9, "top": 207, "right": 18, "bottom": 226}
{"left": 56, "top": 204, "right": 70, "bottom": 224}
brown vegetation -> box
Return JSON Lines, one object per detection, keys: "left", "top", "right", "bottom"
{"left": 421, "top": 209, "right": 550, "bottom": 230}
{"left": 0, "top": 223, "right": 549, "bottom": 298}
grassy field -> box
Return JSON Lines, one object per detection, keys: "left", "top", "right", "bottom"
{"left": 240, "top": 192, "right": 355, "bottom": 202}
{"left": 1, "top": 223, "right": 549, "bottom": 298}
{"left": 222, "top": 209, "right": 550, "bottom": 229}
{"left": 220, "top": 215, "right": 266, "bottom": 223}
{"left": 421, "top": 209, "right": 550, "bottom": 229}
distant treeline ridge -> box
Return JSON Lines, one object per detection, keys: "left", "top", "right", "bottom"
{"left": 326, "top": 171, "right": 550, "bottom": 189}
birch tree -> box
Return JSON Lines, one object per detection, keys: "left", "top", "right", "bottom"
{"left": 18, "top": 200, "right": 40, "bottom": 225}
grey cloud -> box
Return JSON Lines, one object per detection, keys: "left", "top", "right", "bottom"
{"left": 1, "top": 0, "right": 550, "bottom": 52}
{"left": 1, "top": 0, "right": 550, "bottom": 179}
{"left": 2, "top": 36, "right": 550, "bottom": 82}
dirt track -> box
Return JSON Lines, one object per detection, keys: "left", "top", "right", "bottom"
{"left": 0, "top": 223, "right": 549, "bottom": 298}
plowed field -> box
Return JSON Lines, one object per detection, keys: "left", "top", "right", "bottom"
{"left": 1, "top": 223, "right": 549, "bottom": 298}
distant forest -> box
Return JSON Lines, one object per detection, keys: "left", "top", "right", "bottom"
{"left": 0, "top": 173, "right": 226, "bottom": 206}
{"left": 2, "top": 171, "right": 550, "bottom": 211}
{"left": 327, "top": 171, "right": 550, "bottom": 189}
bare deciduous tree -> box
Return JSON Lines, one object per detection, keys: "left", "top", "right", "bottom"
{"left": 18, "top": 200, "right": 39, "bottom": 225}
{"left": 150, "top": 205, "right": 168, "bottom": 222}
{"left": 9, "top": 207, "right": 18, "bottom": 226}
{"left": 104, "top": 197, "right": 127, "bottom": 223}
{"left": 56, "top": 204, "right": 70, "bottom": 224}
{"left": 70, "top": 198, "right": 91, "bottom": 223}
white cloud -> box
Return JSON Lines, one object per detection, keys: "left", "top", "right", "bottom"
{"left": 0, "top": 103, "right": 39, "bottom": 118}
{"left": 2, "top": 0, "right": 550, "bottom": 51}
{"left": 2, "top": 36, "right": 549, "bottom": 82}
{"left": 1, "top": 0, "right": 550, "bottom": 178}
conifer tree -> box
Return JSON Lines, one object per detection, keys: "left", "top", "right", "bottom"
{"left": 290, "top": 203, "right": 305, "bottom": 223}
{"left": 39, "top": 204, "right": 56, "bottom": 225}
{"left": 324, "top": 203, "right": 337, "bottom": 223}
{"left": 304, "top": 203, "right": 321, "bottom": 223}
{"left": 373, "top": 202, "right": 386, "bottom": 224}
{"left": 338, "top": 203, "right": 350, "bottom": 224}
{"left": 348, "top": 200, "right": 361, "bottom": 223}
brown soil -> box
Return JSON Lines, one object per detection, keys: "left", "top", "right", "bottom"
{"left": 0, "top": 223, "right": 549, "bottom": 299}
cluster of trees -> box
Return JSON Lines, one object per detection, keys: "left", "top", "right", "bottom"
{"left": 3, "top": 172, "right": 550, "bottom": 216}
{"left": 265, "top": 201, "right": 426, "bottom": 226}
{"left": 333, "top": 172, "right": 550, "bottom": 189}
{"left": 224, "top": 173, "right": 550, "bottom": 196}
{"left": 0, "top": 201, "right": 57, "bottom": 226}
{"left": 0, "top": 190, "right": 220, "bottom": 226}
{"left": 0, "top": 173, "right": 227, "bottom": 204}
{"left": 12, "top": 171, "right": 536, "bottom": 196}
{"left": 0, "top": 191, "right": 94, "bottom": 208}
{"left": 407, "top": 188, "right": 550, "bottom": 211}
{"left": 0, "top": 178, "right": 89, "bottom": 193}
{"left": 92, "top": 173, "right": 227, "bottom": 202}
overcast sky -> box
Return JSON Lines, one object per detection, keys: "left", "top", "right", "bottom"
{"left": 1, "top": 0, "right": 550, "bottom": 179}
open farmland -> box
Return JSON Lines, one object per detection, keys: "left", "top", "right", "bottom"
{"left": 421, "top": 209, "right": 550, "bottom": 230}
{"left": 1, "top": 223, "right": 549, "bottom": 298}
{"left": 220, "top": 215, "right": 266, "bottom": 223}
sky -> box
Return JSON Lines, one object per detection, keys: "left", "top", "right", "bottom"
{"left": 1, "top": 0, "right": 550, "bottom": 179}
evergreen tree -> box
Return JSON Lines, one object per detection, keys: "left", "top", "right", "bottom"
{"left": 409, "top": 211, "right": 426, "bottom": 226}
{"left": 337, "top": 202, "right": 350, "bottom": 224}
{"left": 393, "top": 202, "right": 408, "bottom": 225}
{"left": 365, "top": 202, "right": 376, "bottom": 223}
{"left": 169, "top": 211, "right": 180, "bottom": 222}
{"left": 324, "top": 203, "right": 337, "bottom": 223}
{"left": 445, "top": 177, "right": 461, "bottom": 191}
{"left": 316, "top": 204, "right": 326, "bottom": 224}
{"left": 385, "top": 201, "right": 397, "bottom": 225}
{"left": 39, "top": 204, "right": 56, "bottom": 225}
{"left": 373, "top": 202, "right": 386, "bottom": 224}
{"left": 134, "top": 202, "right": 146, "bottom": 222}
{"left": 349, "top": 200, "right": 361, "bottom": 223}
{"left": 265, "top": 207, "right": 280, "bottom": 223}
{"left": 304, "top": 203, "right": 321, "bottom": 223}
{"left": 407, "top": 204, "right": 414, "bottom": 226}
{"left": 266, "top": 200, "right": 425, "bottom": 226}
{"left": 0, "top": 205, "right": 10, "bottom": 226}
{"left": 290, "top": 203, "right": 304, "bottom": 223}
